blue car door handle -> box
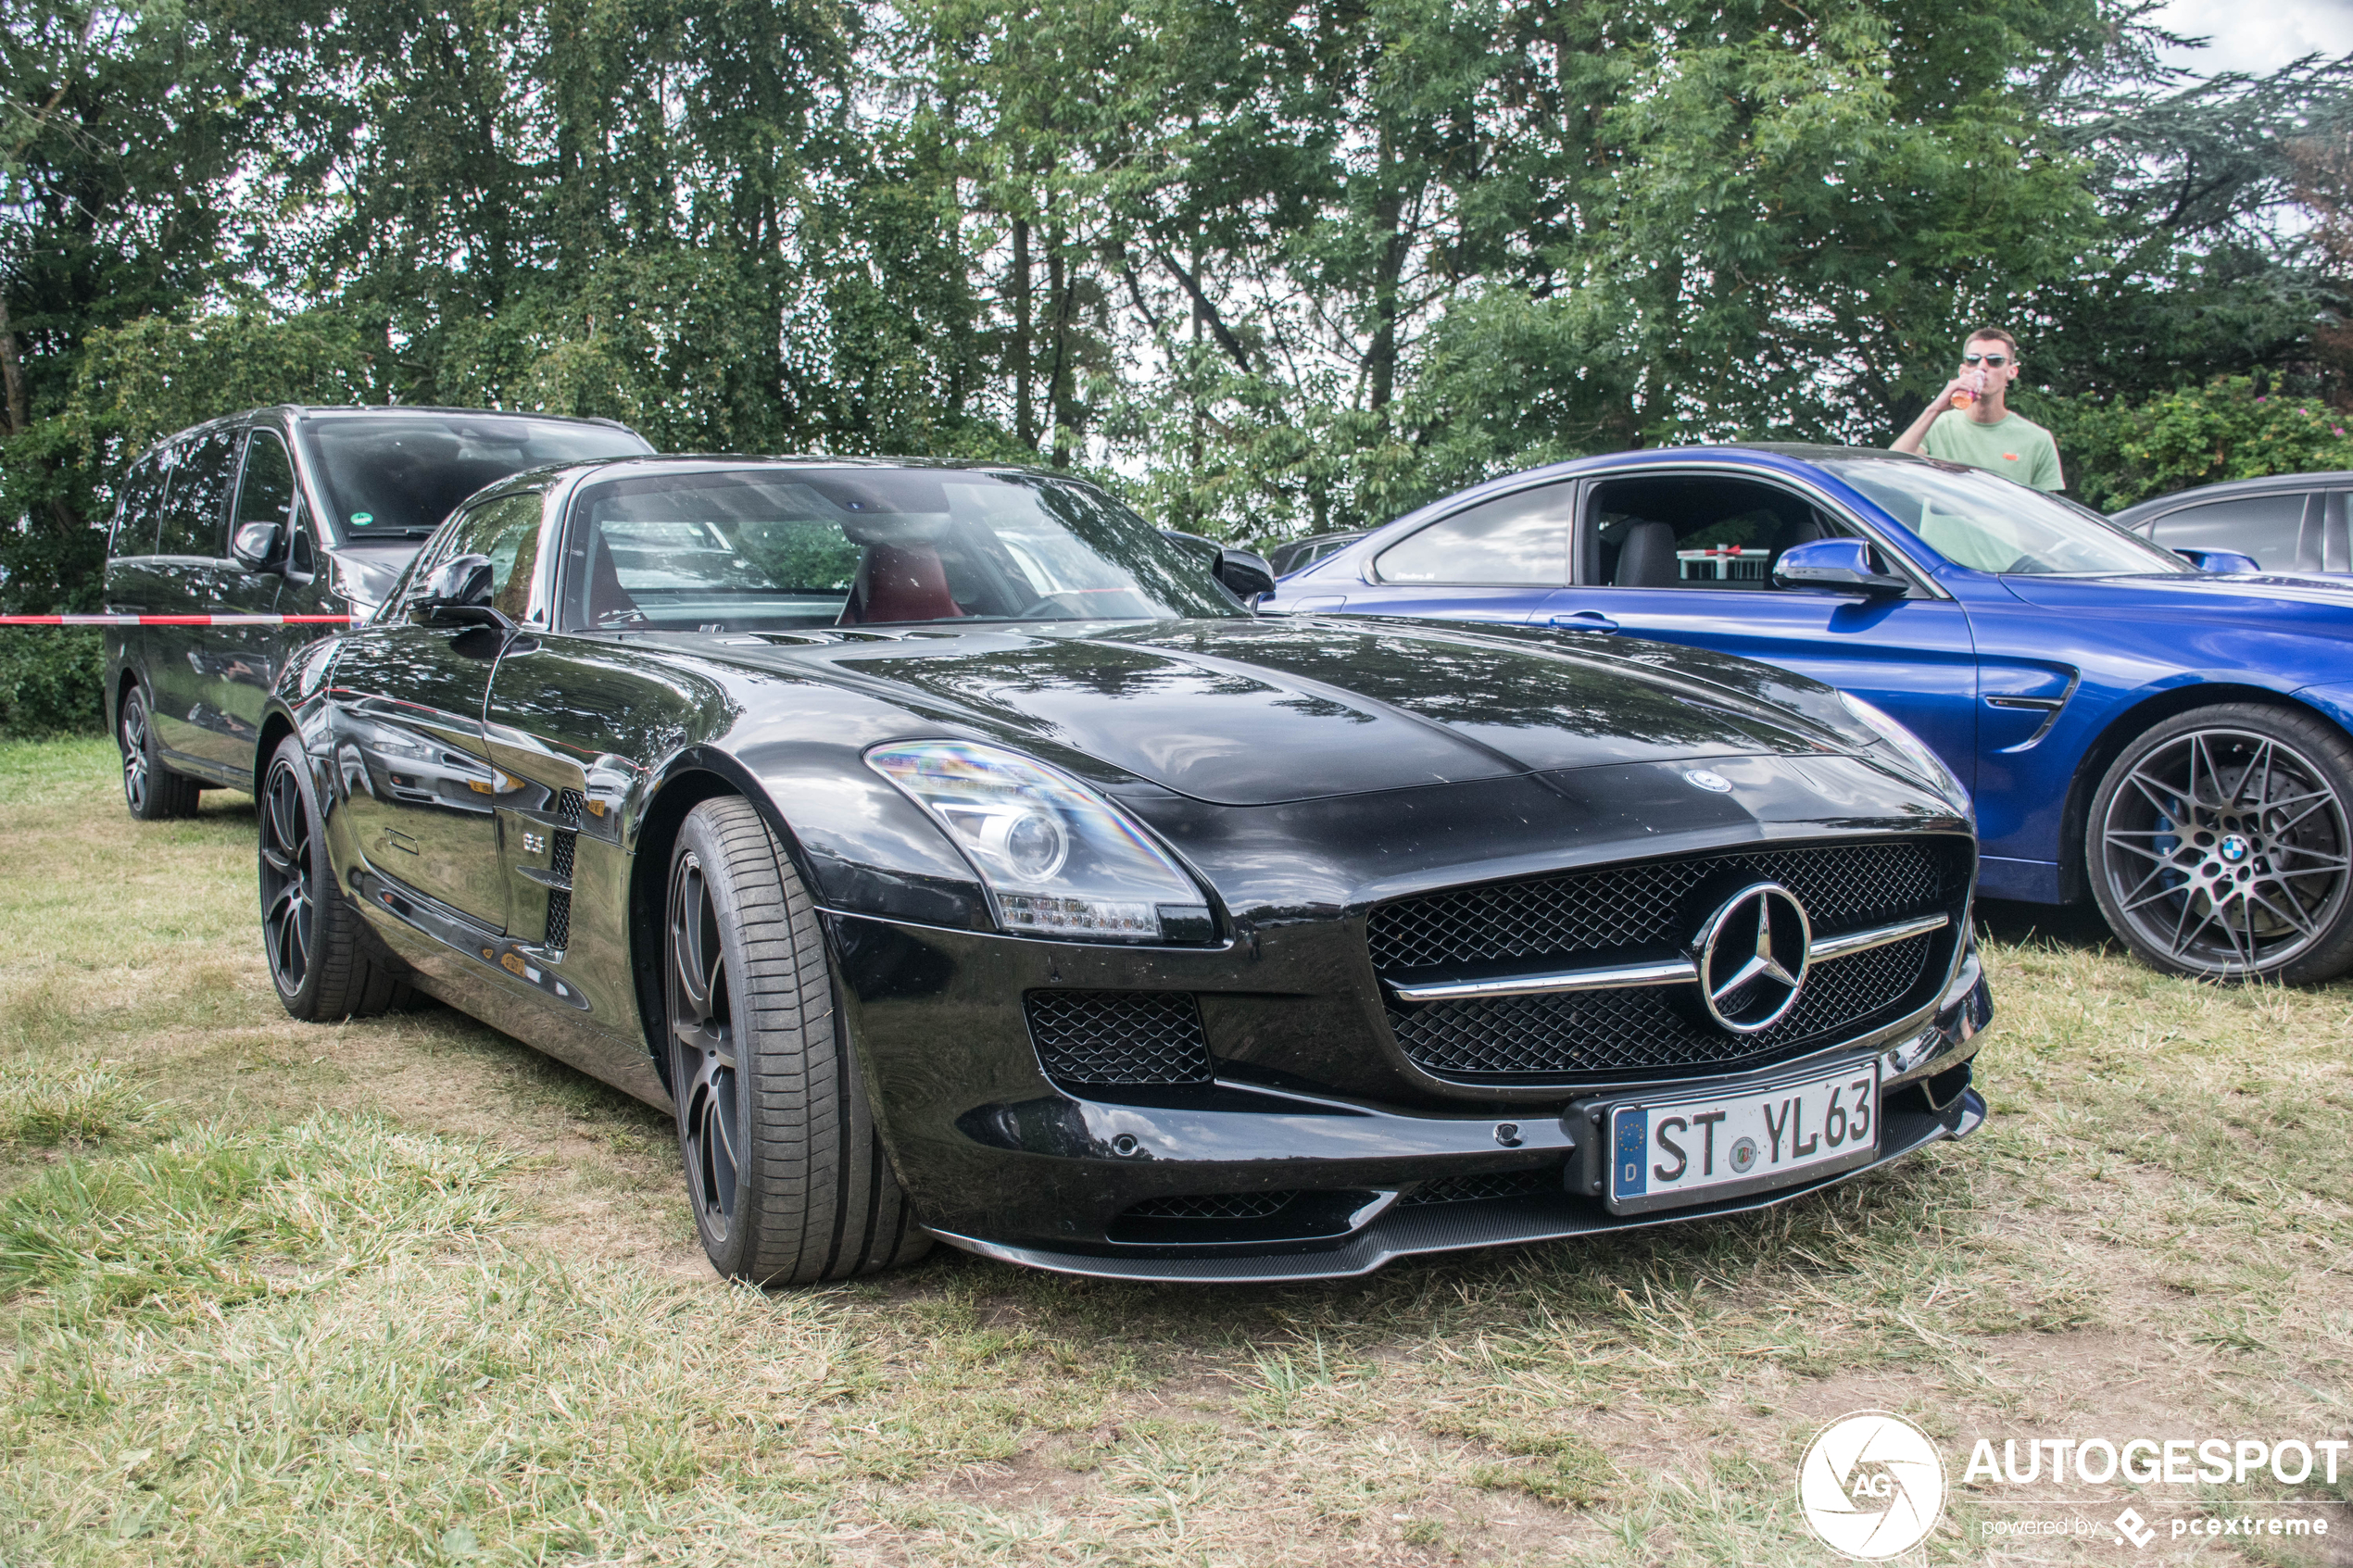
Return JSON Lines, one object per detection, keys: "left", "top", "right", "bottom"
{"left": 1549, "top": 610, "right": 1619, "bottom": 633}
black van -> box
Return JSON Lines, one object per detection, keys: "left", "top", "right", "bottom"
{"left": 104, "top": 406, "right": 652, "bottom": 818}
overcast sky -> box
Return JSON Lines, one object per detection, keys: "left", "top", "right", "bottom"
{"left": 2153, "top": 0, "right": 2353, "bottom": 75}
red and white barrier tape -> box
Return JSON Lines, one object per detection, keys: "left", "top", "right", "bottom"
{"left": 0, "top": 613, "right": 353, "bottom": 626}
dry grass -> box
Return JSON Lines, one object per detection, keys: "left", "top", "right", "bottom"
{"left": 2, "top": 734, "right": 2350, "bottom": 1565}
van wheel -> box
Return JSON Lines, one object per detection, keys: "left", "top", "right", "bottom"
{"left": 665, "top": 797, "right": 930, "bottom": 1286}
{"left": 2088, "top": 704, "right": 2353, "bottom": 983}
{"left": 119, "top": 684, "right": 200, "bottom": 821}
{"left": 260, "top": 734, "right": 409, "bottom": 1019}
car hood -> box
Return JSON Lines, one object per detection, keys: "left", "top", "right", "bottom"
{"left": 709, "top": 617, "right": 1873, "bottom": 806}
{"left": 1996, "top": 571, "right": 2353, "bottom": 621}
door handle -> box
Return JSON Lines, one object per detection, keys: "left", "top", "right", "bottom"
{"left": 1548, "top": 611, "right": 1619, "bottom": 633}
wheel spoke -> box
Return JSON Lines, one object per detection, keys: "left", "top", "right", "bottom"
{"left": 2105, "top": 836, "right": 2172, "bottom": 865}
{"left": 2246, "top": 882, "right": 2319, "bottom": 937}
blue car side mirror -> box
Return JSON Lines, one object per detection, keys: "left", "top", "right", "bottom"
{"left": 1770, "top": 537, "right": 1909, "bottom": 596}
{"left": 2174, "top": 547, "right": 2262, "bottom": 574}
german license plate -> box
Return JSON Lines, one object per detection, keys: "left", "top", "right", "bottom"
{"left": 1604, "top": 1061, "right": 1881, "bottom": 1215}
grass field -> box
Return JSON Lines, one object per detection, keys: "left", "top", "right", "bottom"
{"left": 2, "top": 734, "right": 2349, "bottom": 1566}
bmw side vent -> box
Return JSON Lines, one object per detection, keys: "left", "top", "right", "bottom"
{"left": 1372, "top": 838, "right": 1971, "bottom": 1085}
{"left": 543, "top": 788, "right": 585, "bottom": 950}
{"left": 1023, "top": 990, "right": 1213, "bottom": 1088}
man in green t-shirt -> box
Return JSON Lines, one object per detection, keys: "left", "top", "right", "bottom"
{"left": 1890, "top": 326, "right": 2065, "bottom": 492}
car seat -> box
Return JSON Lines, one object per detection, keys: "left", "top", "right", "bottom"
{"left": 585, "top": 535, "right": 642, "bottom": 624}
{"left": 1613, "top": 521, "right": 1680, "bottom": 586}
{"left": 841, "top": 543, "right": 965, "bottom": 624}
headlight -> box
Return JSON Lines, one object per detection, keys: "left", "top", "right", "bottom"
{"left": 1838, "top": 692, "right": 1971, "bottom": 811}
{"left": 867, "top": 741, "right": 1213, "bottom": 942}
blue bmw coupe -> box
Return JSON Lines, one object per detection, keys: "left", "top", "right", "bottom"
{"left": 1263, "top": 445, "right": 2353, "bottom": 984}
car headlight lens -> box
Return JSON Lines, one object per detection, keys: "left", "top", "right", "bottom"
{"left": 867, "top": 741, "right": 1212, "bottom": 942}
{"left": 1837, "top": 691, "right": 1970, "bottom": 811}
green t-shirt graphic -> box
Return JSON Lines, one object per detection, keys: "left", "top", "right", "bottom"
{"left": 1919, "top": 410, "right": 2064, "bottom": 492}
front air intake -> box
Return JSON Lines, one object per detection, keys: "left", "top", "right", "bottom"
{"left": 1023, "top": 990, "right": 1213, "bottom": 1088}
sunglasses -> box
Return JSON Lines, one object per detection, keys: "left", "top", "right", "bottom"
{"left": 1962, "top": 352, "right": 2011, "bottom": 366}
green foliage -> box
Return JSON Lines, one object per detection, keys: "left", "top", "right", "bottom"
{"left": 2035, "top": 378, "right": 2353, "bottom": 511}
{"left": 0, "top": 629, "right": 104, "bottom": 737}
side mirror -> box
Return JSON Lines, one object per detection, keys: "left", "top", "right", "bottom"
{"left": 1214, "top": 547, "right": 1277, "bottom": 604}
{"left": 2174, "top": 547, "right": 2261, "bottom": 574}
{"left": 408, "top": 553, "right": 508, "bottom": 627}
{"left": 1771, "top": 537, "right": 1909, "bottom": 596}
{"left": 230, "top": 521, "right": 283, "bottom": 571}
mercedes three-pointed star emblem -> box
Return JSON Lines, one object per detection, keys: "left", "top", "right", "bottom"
{"left": 1692, "top": 882, "right": 1812, "bottom": 1034}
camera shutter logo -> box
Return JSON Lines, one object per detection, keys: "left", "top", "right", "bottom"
{"left": 1796, "top": 1410, "right": 1945, "bottom": 1559}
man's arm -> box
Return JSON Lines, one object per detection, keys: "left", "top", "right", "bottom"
{"left": 1891, "top": 378, "right": 1969, "bottom": 453}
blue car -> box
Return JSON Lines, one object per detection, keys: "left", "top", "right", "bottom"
{"left": 1264, "top": 444, "right": 2353, "bottom": 984}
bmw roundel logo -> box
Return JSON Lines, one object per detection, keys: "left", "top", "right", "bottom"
{"left": 2220, "top": 834, "right": 2250, "bottom": 862}
{"left": 1684, "top": 769, "right": 1734, "bottom": 794}
{"left": 1693, "top": 883, "right": 1812, "bottom": 1035}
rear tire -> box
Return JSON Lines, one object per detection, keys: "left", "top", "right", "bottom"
{"left": 119, "top": 683, "right": 200, "bottom": 821}
{"left": 2087, "top": 703, "right": 2353, "bottom": 983}
{"left": 259, "top": 734, "right": 410, "bottom": 1019}
{"left": 665, "top": 796, "right": 930, "bottom": 1286}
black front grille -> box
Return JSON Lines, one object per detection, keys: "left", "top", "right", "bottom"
{"left": 1024, "top": 991, "right": 1213, "bottom": 1087}
{"left": 1124, "top": 1190, "right": 1297, "bottom": 1223}
{"left": 1400, "top": 1169, "right": 1558, "bottom": 1207}
{"left": 1369, "top": 840, "right": 1958, "bottom": 972}
{"left": 1390, "top": 933, "right": 1933, "bottom": 1081}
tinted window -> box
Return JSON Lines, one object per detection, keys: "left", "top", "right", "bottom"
{"left": 561, "top": 468, "right": 1236, "bottom": 633}
{"left": 233, "top": 430, "right": 299, "bottom": 531}
{"left": 109, "top": 453, "right": 170, "bottom": 558}
{"left": 2148, "top": 493, "right": 2309, "bottom": 569}
{"left": 1586, "top": 474, "right": 1848, "bottom": 588}
{"left": 1824, "top": 458, "right": 2194, "bottom": 576}
{"left": 400, "top": 492, "right": 549, "bottom": 621}
{"left": 156, "top": 429, "right": 241, "bottom": 558}
{"left": 299, "top": 414, "right": 649, "bottom": 539}
{"left": 1376, "top": 484, "right": 1572, "bottom": 584}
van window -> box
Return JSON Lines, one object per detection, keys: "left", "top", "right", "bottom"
{"left": 108, "top": 453, "right": 171, "bottom": 558}
{"left": 156, "top": 429, "right": 243, "bottom": 558}
{"left": 234, "top": 430, "right": 300, "bottom": 533}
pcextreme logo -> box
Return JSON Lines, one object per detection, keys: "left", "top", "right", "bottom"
{"left": 1796, "top": 1411, "right": 1947, "bottom": 1560}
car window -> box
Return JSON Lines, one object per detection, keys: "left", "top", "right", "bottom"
{"left": 155, "top": 428, "right": 242, "bottom": 558}
{"left": 560, "top": 467, "right": 1237, "bottom": 633}
{"left": 233, "top": 430, "right": 300, "bottom": 531}
{"left": 109, "top": 452, "right": 170, "bottom": 558}
{"left": 396, "top": 490, "right": 549, "bottom": 621}
{"left": 1375, "top": 485, "right": 1572, "bottom": 584}
{"left": 2146, "top": 493, "right": 2309, "bottom": 569}
{"left": 1582, "top": 473, "right": 1855, "bottom": 589}
{"left": 298, "top": 414, "right": 648, "bottom": 540}
{"left": 1823, "top": 457, "right": 2196, "bottom": 576}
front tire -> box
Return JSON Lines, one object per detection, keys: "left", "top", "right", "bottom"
{"left": 665, "top": 797, "right": 930, "bottom": 1286}
{"left": 259, "top": 734, "right": 409, "bottom": 1019}
{"left": 119, "top": 683, "right": 200, "bottom": 821}
{"left": 2088, "top": 703, "right": 2353, "bottom": 983}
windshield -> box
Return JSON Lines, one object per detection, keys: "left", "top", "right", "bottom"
{"left": 298, "top": 414, "right": 650, "bottom": 541}
{"left": 560, "top": 467, "right": 1240, "bottom": 633}
{"left": 1826, "top": 457, "right": 2196, "bottom": 577}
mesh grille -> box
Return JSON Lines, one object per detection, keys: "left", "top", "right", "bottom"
{"left": 549, "top": 830, "right": 577, "bottom": 882}
{"left": 1400, "top": 1169, "right": 1558, "bottom": 1207}
{"left": 1123, "top": 1190, "right": 1297, "bottom": 1222}
{"left": 1368, "top": 840, "right": 1957, "bottom": 973}
{"left": 1024, "top": 991, "right": 1212, "bottom": 1086}
{"left": 555, "top": 788, "right": 585, "bottom": 830}
{"left": 1390, "top": 934, "right": 1933, "bottom": 1081}
{"left": 543, "top": 889, "right": 572, "bottom": 950}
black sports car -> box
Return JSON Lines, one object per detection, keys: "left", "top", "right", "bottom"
{"left": 256, "top": 456, "right": 1992, "bottom": 1284}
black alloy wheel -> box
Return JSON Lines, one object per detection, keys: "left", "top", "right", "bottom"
{"left": 664, "top": 797, "right": 929, "bottom": 1286}
{"left": 2089, "top": 704, "right": 2353, "bottom": 983}
{"left": 258, "top": 734, "right": 410, "bottom": 1020}
{"left": 119, "top": 683, "right": 200, "bottom": 821}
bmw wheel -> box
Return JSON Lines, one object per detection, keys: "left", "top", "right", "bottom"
{"left": 260, "top": 734, "right": 410, "bottom": 1019}
{"left": 119, "top": 683, "right": 200, "bottom": 821}
{"left": 2088, "top": 704, "right": 2353, "bottom": 983}
{"left": 665, "top": 797, "right": 930, "bottom": 1286}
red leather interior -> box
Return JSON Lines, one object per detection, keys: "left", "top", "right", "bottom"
{"left": 845, "top": 544, "right": 964, "bottom": 624}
